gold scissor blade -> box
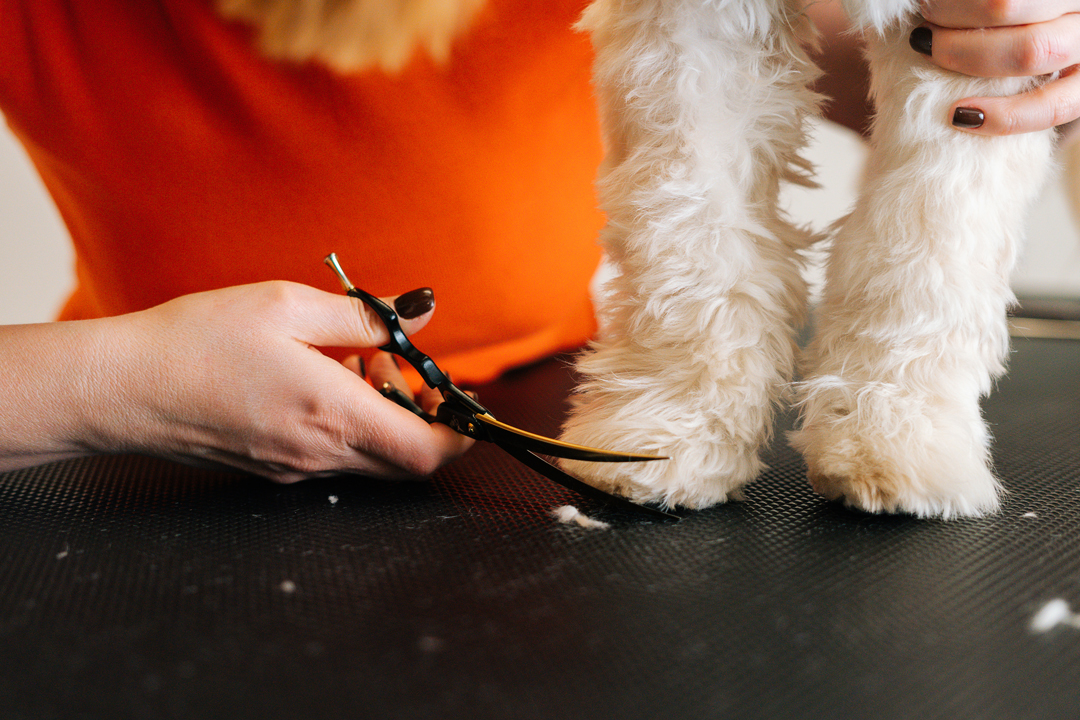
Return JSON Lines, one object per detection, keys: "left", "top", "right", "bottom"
{"left": 474, "top": 413, "right": 668, "bottom": 463}
{"left": 499, "top": 443, "right": 679, "bottom": 521}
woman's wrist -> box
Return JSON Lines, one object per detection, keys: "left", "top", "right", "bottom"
{"left": 0, "top": 316, "right": 134, "bottom": 471}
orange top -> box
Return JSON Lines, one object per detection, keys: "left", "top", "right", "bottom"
{"left": 0, "top": 0, "right": 604, "bottom": 384}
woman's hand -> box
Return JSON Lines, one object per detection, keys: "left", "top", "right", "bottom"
{"left": 913, "top": 2, "right": 1080, "bottom": 134}
{"left": 0, "top": 281, "right": 473, "bottom": 481}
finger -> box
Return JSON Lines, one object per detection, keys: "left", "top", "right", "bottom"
{"left": 419, "top": 388, "right": 481, "bottom": 425}
{"left": 280, "top": 282, "right": 436, "bottom": 350}
{"left": 360, "top": 356, "right": 477, "bottom": 468}
{"left": 921, "top": 1, "right": 1074, "bottom": 29}
{"left": 418, "top": 384, "right": 445, "bottom": 416}
{"left": 368, "top": 351, "right": 413, "bottom": 399}
{"left": 341, "top": 374, "right": 474, "bottom": 477}
{"left": 281, "top": 365, "right": 469, "bottom": 479}
{"left": 378, "top": 419, "right": 474, "bottom": 477}
{"left": 415, "top": 368, "right": 468, "bottom": 415}
{"left": 415, "top": 383, "right": 476, "bottom": 455}
{"left": 914, "top": 17, "right": 1080, "bottom": 77}
{"left": 950, "top": 65, "right": 1080, "bottom": 134}
{"left": 341, "top": 354, "right": 367, "bottom": 379}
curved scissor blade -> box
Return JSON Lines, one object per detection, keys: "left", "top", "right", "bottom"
{"left": 498, "top": 443, "right": 679, "bottom": 521}
{"left": 474, "top": 413, "right": 668, "bottom": 463}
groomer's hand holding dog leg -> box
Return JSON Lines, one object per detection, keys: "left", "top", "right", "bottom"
{"left": 0, "top": 283, "right": 472, "bottom": 480}
{"left": 915, "top": 2, "right": 1080, "bottom": 134}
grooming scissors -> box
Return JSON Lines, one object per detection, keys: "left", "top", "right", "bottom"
{"left": 324, "top": 253, "right": 677, "bottom": 520}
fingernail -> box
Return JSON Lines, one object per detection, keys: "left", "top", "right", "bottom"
{"left": 909, "top": 27, "right": 932, "bottom": 56}
{"left": 394, "top": 287, "right": 435, "bottom": 319}
{"left": 359, "top": 357, "right": 367, "bottom": 378}
{"left": 952, "top": 107, "right": 985, "bottom": 129}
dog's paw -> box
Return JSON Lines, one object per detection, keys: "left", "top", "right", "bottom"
{"left": 790, "top": 378, "right": 1001, "bottom": 519}
{"left": 558, "top": 384, "right": 770, "bottom": 510}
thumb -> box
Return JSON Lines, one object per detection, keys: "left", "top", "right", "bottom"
{"left": 288, "top": 284, "right": 436, "bottom": 349}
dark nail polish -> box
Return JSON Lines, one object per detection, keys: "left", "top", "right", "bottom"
{"left": 394, "top": 287, "right": 435, "bottom": 319}
{"left": 952, "top": 107, "right": 986, "bottom": 129}
{"left": 909, "top": 27, "right": 932, "bottom": 56}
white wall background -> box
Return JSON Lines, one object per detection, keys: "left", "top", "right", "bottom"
{"left": 2, "top": 116, "right": 1079, "bottom": 326}
{"left": 0, "top": 121, "right": 75, "bottom": 325}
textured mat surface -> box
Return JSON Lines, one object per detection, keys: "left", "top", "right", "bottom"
{"left": 0, "top": 338, "right": 1077, "bottom": 719}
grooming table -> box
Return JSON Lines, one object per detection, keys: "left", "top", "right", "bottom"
{"left": 1, "top": 336, "right": 1077, "bottom": 719}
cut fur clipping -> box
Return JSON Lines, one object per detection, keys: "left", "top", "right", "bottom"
{"left": 217, "top": 0, "right": 489, "bottom": 73}
{"left": 1030, "top": 599, "right": 1080, "bottom": 633}
{"left": 551, "top": 506, "right": 611, "bottom": 530}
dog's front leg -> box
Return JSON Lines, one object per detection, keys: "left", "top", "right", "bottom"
{"left": 559, "top": 0, "right": 818, "bottom": 508}
{"left": 791, "top": 21, "right": 1056, "bottom": 518}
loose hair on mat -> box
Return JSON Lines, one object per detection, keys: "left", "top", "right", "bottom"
{"left": 216, "top": 0, "right": 488, "bottom": 72}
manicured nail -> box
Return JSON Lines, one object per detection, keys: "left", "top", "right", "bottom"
{"left": 909, "top": 27, "right": 932, "bottom": 56}
{"left": 394, "top": 287, "right": 434, "bottom": 319}
{"left": 952, "top": 107, "right": 985, "bottom": 129}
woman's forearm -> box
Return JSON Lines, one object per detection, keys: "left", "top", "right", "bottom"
{"left": 0, "top": 282, "right": 473, "bottom": 480}
{"left": 0, "top": 318, "right": 120, "bottom": 471}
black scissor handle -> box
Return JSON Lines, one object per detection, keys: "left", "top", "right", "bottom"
{"left": 325, "top": 254, "right": 486, "bottom": 415}
{"left": 345, "top": 286, "right": 449, "bottom": 390}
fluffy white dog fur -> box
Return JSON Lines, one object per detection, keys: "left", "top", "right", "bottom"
{"left": 558, "top": 0, "right": 1056, "bottom": 518}
{"left": 225, "top": 0, "right": 1056, "bottom": 518}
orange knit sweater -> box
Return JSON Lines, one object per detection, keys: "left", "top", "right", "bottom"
{"left": 0, "top": 0, "right": 604, "bottom": 384}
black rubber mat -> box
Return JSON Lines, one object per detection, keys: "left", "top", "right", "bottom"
{"left": 0, "top": 337, "right": 1077, "bottom": 719}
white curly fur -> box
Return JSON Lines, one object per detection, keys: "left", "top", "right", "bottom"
{"left": 560, "top": 0, "right": 1056, "bottom": 517}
